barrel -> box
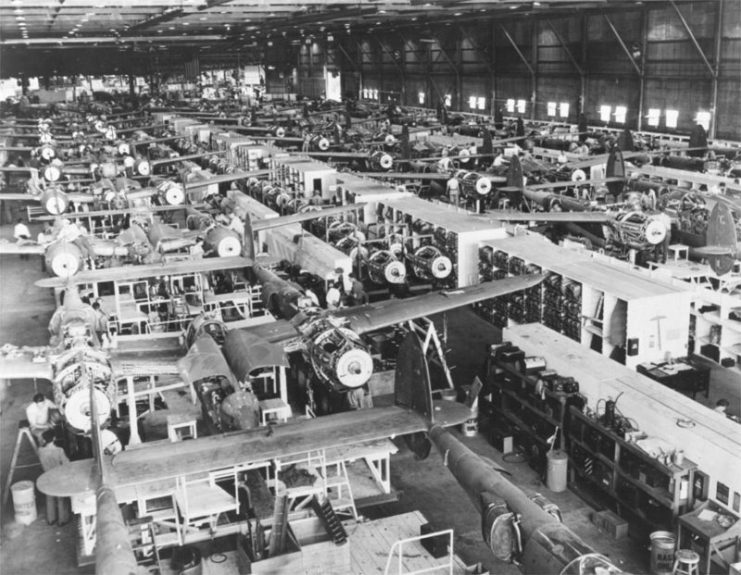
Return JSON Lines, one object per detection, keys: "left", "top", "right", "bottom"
{"left": 650, "top": 531, "right": 676, "bottom": 574}
{"left": 12, "top": 481, "right": 37, "bottom": 525}
{"left": 546, "top": 450, "right": 568, "bottom": 492}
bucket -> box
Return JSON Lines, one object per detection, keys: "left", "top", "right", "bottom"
{"left": 11, "top": 481, "right": 37, "bottom": 525}
{"left": 546, "top": 450, "right": 568, "bottom": 493}
{"left": 462, "top": 417, "right": 479, "bottom": 437}
{"left": 440, "top": 389, "right": 457, "bottom": 401}
{"left": 650, "top": 530, "right": 676, "bottom": 574}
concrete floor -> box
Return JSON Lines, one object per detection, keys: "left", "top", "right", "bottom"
{"left": 0, "top": 224, "right": 734, "bottom": 574}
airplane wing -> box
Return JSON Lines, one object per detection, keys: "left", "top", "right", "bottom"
{"left": 361, "top": 172, "right": 508, "bottom": 184}
{"left": 251, "top": 203, "right": 367, "bottom": 231}
{"left": 0, "top": 354, "right": 52, "bottom": 380}
{"left": 151, "top": 151, "right": 225, "bottom": 166}
{"left": 484, "top": 210, "right": 612, "bottom": 223}
{"left": 524, "top": 177, "right": 625, "bottom": 190}
{"left": 334, "top": 274, "right": 545, "bottom": 335}
{"left": 0, "top": 241, "right": 45, "bottom": 255}
{"left": 35, "top": 255, "right": 255, "bottom": 288}
{"left": 38, "top": 399, "right": 472, "bottom": 496}
{"left": 0, "top": 193, "right": 40, "bottom": 202}
{"left": 33, "top": 204, "right": 193, "bottom": 221}
{"left": 183, "top": 169, "right": 272, "bottom": 190}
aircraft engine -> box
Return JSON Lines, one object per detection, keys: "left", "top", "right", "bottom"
{"left": 367, "top": 249, "right": 407, "bottom": 284}
{"left": 39, "top": 186, "right": 69, "bottom": 215}
{"left": 263, "top": 185, "right": 291, "bottom": 210}
{"left": 287, "top": 197, "right": 309, "bottom": 213}
{"left": 51, "top": 343, "right": 113, "bottom": 434}
{"left": 42, "top": 161, "right": 64, "bottom": 183}
{"left": 156, "top": 180, "right": 185, "bottom": 205}
{"left": 456, "top": 170, "right": 492, "bottom": 197}
{"left": 273, "top": 126, "right": 287, "bottom": 138}
{"left": 327, "top": 220, "right": 361, "bottom": 243}
{"left": 311, "top": 135, "right": 330, "bottom": 151}
{"left": 407, "top": 245, "right": 453, "bottom": 280}
{"left": 452, "top": 146, "right": 472, "bottom": 165}
{"left": 301, "top": 317, "right": 374, "bottom": 391}
{"left": 611, "top": 211, "right": 666, "bottom": 249}
{"left": 369, "top": 151, "right": 394, "bottom": 171}
{"left": 46, "top": 240, "right": 84, "bottom": 277}
{"left": 134, "top": 158, "right": 151, "bottom": 177}
{"left": 335, "top": 235, "right": 369, "bottom": 262}
{"left": 205, "top": 226, "right": 242, "bottom": 257}
{"left": 117, "top": 142, "right": 131, "bottom": 157}
{"left": 39, "top": 145, "right": 56, "bottom": 162}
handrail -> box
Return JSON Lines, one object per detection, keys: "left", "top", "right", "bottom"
{"left": 383, "top": 528, "right": 454, "bottom": 575}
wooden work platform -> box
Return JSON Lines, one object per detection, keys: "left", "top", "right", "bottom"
{"left": 484, "top": 233, "right": 685, "bottom": 299}
{"left": 503, "top": 323, "right": 741, "bottom": 507}
{"left": 344, "top": 511, "right": 471, "bottom": 574}
{"left": 152, "top": 511, "right": 469, "bottom": 575}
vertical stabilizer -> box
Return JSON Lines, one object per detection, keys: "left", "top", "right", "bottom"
{"left": 394, "top": 332, "right": 434, "bottom": 424}
{"left": 507, "top": 155, "right": 524, "bottom": 189}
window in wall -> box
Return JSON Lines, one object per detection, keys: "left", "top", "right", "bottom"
{"left": 716, "top": 481, "right": 730, "bottom": 506}
{"left": 695, "top": 111, "right": 711, "bottom": 131}
{"left": 547, "top": 102, "right": 557, "bottom": 117}
{"left": 614, "top": 105, "right": 627, "bottom": 124}
{"left": 599, "top": 105, "right": 612, "bottom": 123}
{"left": 734, "top": 492, "right": 740, "bottom": 513}
{"left": 647, "top": 108, "right": 661, "bottom": 127}
{"left": 506, "top": 98, "right": 515, "bottom": 113}
{"left": 477, "top": 97, "right": 486, "bottom": 111}
{"left": 444, "top": 94, "right": 452, "bottom": 107}
{"left": 559, "top": 102, "right": 569, "bottom": 118}
{"left": 418, "top": 91, "right": 425, "bottom": 105}
{"left": 469, "top": 96, "right": 477, "bottom": 109}
{"left": 665, "top": 109, "right": 679, "bottom": 129}
{"left": 373, "top": 89, "right": 379, "bottom": 100}
{"left": 516, "top": 99, "right": 527, "bottom": 114}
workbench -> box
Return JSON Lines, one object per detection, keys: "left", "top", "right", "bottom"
{"left": 636, "top": 359, "right": 710, "bottom": 399}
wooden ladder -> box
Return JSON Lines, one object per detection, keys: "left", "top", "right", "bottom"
{"left": 3, "top": 421, "right": 41, "bottom": 505}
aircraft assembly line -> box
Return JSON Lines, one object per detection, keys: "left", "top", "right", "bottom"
{"left": 1, "top": 2, "right": 741, "bottom": 574}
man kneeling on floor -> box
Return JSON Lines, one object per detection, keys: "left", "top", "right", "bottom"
{"left": 38, "top": 429, "right": 70, "bottom": 526}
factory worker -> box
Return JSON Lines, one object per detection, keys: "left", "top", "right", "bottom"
{"left": 26, "top": 393, "right": 58, "bottom": 442}
{"left": 447, "top": 176, "right": 460, "bottom": 206}
{"left": 14, "top": 218, "right": 32, "bottom": 260}
{"left": 38, "top": 430, "right": 70, "bottom": 526}
{"left": 349, "top": 272, "right": 369, "bottom": 306}
{"left": 326, "top": 281, "right": 342, "bottom": 310}
{"left": 303, "top": 286, "right": 320, "bottom": 308}
{"left": 715, "top": 399, "right": 729, "bottom": 414}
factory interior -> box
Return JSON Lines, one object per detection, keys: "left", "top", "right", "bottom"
{"left": 0, "top": 1, "right": 740, "bottom": 574}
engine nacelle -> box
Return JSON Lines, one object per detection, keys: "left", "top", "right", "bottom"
{"left": 610, "top": 211, "right": 667, "bottom": 249}
{"left": 369, "top": 150, "right": 394, "bottom": 171}
{"left": 455, "top": 170, "right": 492, "bottom": 197}
{"left": 408, "top": 245, "right": 453, "bottom": 280}
{"left": 39, "top": 186, "right": 69, "bottom": 215}
{"left": 205, "top": 225, "right": 242, "bottom": 257}
{"left": 367, "top": 249, "right": 407, "bottom": 285}
{"left": 46, "top": 241, "right": 84, "bottom": 277}
{"left": 301, "top": 318, "right": 374, "bottom": 391}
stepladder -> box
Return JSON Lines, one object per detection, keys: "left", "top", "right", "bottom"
{"left": 3, "top": 420, "right": 41, "bottom": 505}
